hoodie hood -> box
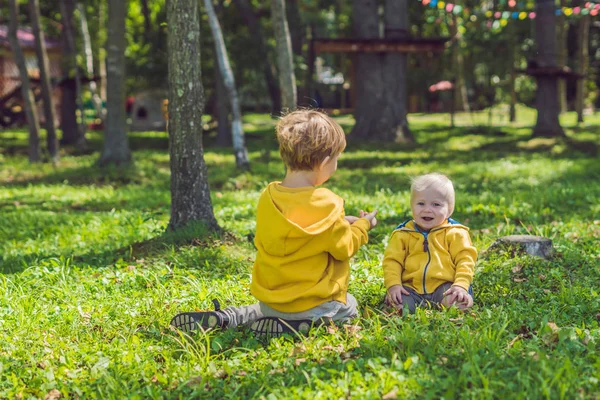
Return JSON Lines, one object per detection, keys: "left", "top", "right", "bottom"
{"left": 255, "top": 182, "right": 343, "bottom": 256}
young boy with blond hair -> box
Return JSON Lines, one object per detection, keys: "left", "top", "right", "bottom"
{"left": 383, "top": 173, "right": 477, "bottom": 314}
{"left": 170, "top": 110, "right": 378, "bottom": 335}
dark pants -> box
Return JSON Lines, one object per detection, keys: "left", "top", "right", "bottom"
{"left": 401, "top": 282, "right": 454, "bottom": 313}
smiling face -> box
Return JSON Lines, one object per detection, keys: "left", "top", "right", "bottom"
{"left": 411, "top": 187, "right": 452, "bottom": 231}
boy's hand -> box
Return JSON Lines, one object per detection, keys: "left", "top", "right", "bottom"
{"left": 385, "top": 285, "right": 409, "bottom": 308}
{"left": 345, "top": 215, "right": 360, "bottom": 224}
{"left": 442, "top": 286, "right": 473, "bottom": 310}
{"left": 359, "top": 210, "right": 378, "bottom": 229}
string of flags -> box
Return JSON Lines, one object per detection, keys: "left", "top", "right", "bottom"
{"left": 418, "top": 0, "right": 600, "bottom": 24}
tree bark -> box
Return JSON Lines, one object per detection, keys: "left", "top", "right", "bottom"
{"left": 29, "top": 0, "right": 58, "bottom": 161}
{"left": 204, "top": 0, "right": 250, "bottom": 170}
{"left": 575, "top": 15, "right": 590, "bottom": 123}
{"left": 8, "top": 0, "right": 41, "bottom": 162}
{"left": 271, "top": 0, "right": 297, "bottom": 111}
{"left": 77, "top": 2, "right": 104, "bottom": 121}
{"left": 98, "top": 2, "right": 107, "bottom": 103}
{"left": 167, "top": 0, "right": 219, "bottom": 231}
{"left": 232, "top": 0, "right": 281, "bottom": 114}
{"left": 99, "top": 0, "right": 131, "bottom": 166}
{"left": 509, "top": 44, "right": 517, "bottom": 122}
{"left": 450, "top": 14, "right": 469, "bottom": 112}
{"left": 351, "top": 0, "right": 414, "bottom": 142}
{"left": 141, "top": 0, "right": 151, "bottom": 41}
{"left": 215, "top": 66, "right": 232, "bottom": 147}
{"left": 532, "top": 0, "right": 565, "bottom": 138}
{"left": 556, "top": 0, "right": 567, "bottom": 114}
{"left": 59, "top": 0, "right": 88, "bottom": 150}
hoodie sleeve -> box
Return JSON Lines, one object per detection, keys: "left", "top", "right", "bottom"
{"left": 448, "top": 228, "right": 477, "bottom": 290}
{"left": 328, "top": 216, "right": 370, "bottom": 261}
{"left": 382, "top": 231, "right": 406, "bottom": 289}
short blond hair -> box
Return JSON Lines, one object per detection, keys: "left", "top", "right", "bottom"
{"left": 275, "top": 109, "right": 346, "bottom": 171}
{"left": 411, "top": 173, "right": 455, "bottom": 215}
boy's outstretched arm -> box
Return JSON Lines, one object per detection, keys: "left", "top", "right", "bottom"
{"left": 328, "top": 212, "right": 376, "bottom": 261}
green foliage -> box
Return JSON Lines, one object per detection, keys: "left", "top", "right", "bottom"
{"left": 1, "top": 109, "right": 599, "bottom": 398}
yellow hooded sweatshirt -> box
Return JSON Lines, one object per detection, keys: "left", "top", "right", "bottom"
{"left": 382, "top": 219, "right": 477, "bottom": 294}
{"left": 250, "top": 182, "right": 371, "bottom": 313}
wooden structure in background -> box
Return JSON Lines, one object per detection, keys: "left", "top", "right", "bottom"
{"left": 308, "top": 37, "right": 448, "bottom": 111}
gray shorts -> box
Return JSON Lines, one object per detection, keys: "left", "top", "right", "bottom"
{"left": 223, "top": 293, "right": 359, "bottom": 328}
{"left": 260, "top": 293, "right": 359, "bottom": 322}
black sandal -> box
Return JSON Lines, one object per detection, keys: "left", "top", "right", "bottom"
{"left": 170, "top": 299, "right": 229, "bottom": 333}
{"left": 250, "top": 317, "right": 328, "bottom": 338}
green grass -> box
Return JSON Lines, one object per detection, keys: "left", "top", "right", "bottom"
{"left": 1, "top": 106, "right": 599, "bottom": 399}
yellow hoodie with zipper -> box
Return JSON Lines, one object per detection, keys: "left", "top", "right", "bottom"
{"left": 382, "top": 219, "right": 476, "bottom": 294}
{"left": 250, "top": 182, "right": 371, "bottom": 313}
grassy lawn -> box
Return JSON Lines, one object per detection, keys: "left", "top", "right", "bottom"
{"left": 1, "top": 107, "right": 599, "bottom": 399}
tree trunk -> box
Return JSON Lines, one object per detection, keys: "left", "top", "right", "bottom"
{"left": 232, "top": 0, "right": 281, "bottom": 114}
{"left": 77, "top": 2, "right": 104, "bottom": 121}
{"left": 99, "top": 0, "right": 131, "bottom": 166}
{"left": 351, "top": 0, "right": 413, "bottom": 142}
{"left": 167, "top": 0, "right": 220, "bottom": 231}
{"left": 98, "top": 2, "right": 107, "bottom": 103}
{"left": 509, "top": 45, "right": 517, "bottom": 122}
{"left": 59, "top": 0, "right": 88, "bottom": 150}
{"left": 575, "top": 15, "right": 590, "bottom": 123}
{"left": 532, "top": 0, "right": 565, "bottom": 138}
{"left": 29, "top": 0, "right": 58, "bottom": 161}
{"left": 141, "top": 0, "right": 151, "bottom": 41}
{"left": 450, "top": 14, "right": 469, "bottom": 112}
{"left": 271, "top": 0, "right": 297, "bottom": 111}
{"left": 556, "top": 0, "right": 567, "bottom": 114}
{"left": 8, "top": 0, "right": 41, "bottom": 162}
{"left": 204, "top": 0, "right": 250, "bottom": 170}
{"left": 287, "top": 0, "right": 303, "bottom": 56}
{"left": 215, "top": 66, "right": 232, "bottom": 147}
{"left": 382, "top": 0, "right": 413, "bottom": 142}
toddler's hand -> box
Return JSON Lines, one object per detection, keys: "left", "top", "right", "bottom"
{"left": 385, "top": 285, "right": 409, "bottom": 309}
{"left": 345, "top": 215, "right": 360, "bottom": 224}
{"left": 359, "top": 209, "right": 378, "bottom": 229}
{"left": 442, "top": 286, "right": 473, "bottom": 310}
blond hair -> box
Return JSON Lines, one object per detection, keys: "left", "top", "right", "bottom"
{"left": 411, "top": 173, "right": 455, "bottom": 215}
{"left": 275, "top": 109, "right": 346, "bottom": 171}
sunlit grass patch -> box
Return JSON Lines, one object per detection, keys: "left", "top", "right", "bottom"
{"left": 1, "top": 108, "right": 599, "bottom": 398}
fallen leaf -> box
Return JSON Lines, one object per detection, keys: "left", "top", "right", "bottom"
{"left": 290, "top": 344, "right": 306, "bottom": 356}
{"left": 44, "top": 389, "right": 61, "bottom": 400}
{"left": 507, "top": 334, "right": 524, "bottom": 349}
{"left": 513, "top": 276, "right": 527, "bottom": 283}
{"left": 237, "top": 371, "right": 247, "bottom": 376}
{"left": 382, "top": 389, "right": 398, "bottom": 399}
{"left": 512, "top": 264, "right": 524, "bottom": 273}
{"left": 538, "top": 274, "right": 546, "bottom": 281}
{"left": 295, "top": 358, "right": 306, "bottom": 366}
{"left": 186, "top": 376, "right": 203, "bottom": 386}
{"left": 547, "top": 322, "right": 559, "bottom": 333}
{"left": 321, "top": 345, "right": 334, "bottom": 351}
{"left": 327, "top": 325, "right": 337, "bottom": 334}
{"left": 343, "top": 324, "right": 362, "bottom": 336}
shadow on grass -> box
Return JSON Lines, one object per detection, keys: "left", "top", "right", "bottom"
{"left": 0, "top": 222, "right": 241, "bottom": 275}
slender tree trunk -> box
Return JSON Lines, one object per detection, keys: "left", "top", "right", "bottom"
{"left": 59, "top": 0, "right": 88, "bottom": 149}
{"left": 351, "top": 0, "right": 413, "bottom": 142}
{"left": 204, "top": 0, "right": 250, "bottom": 170}
{"left": 556, "top": 0, "right": 567, "bottom": 114}
{"left": 167, "top": 0, "right": 219, "bottom": 231}
{"left": 382, "top": 0, "right": 413, "bottom": 142}
{"left": 77, "top": 2, "right": 104, "bottom": 121}
{"left": 141, "top": 0, "right": 151, "bottom": 41}
{"left": 576, "top": 15, "right": 590, "bottom": 123}
{"left": 29, "top": 0, "right": 58, "bottom": 161}
{"left": 215, "top": 66, "right": 232, "bottom": 146}
{"left": 8, "top": 0, "right": 41, "bottom": 162}
{"left": 532, "top": 0, "right": 565, "bottom": 138}
{"left": 99, "top": 0, "right": 131, "bottom": 166}
{"left": 98, "top": 2, "right": 107, "bottom": 103}
{"left": 509, "top": 31, "right": 517, "bottom": 122}
{"left": 232, "top": 0, "right": 281, "bottom": 114}
{"left": 450, "top": 14, "right": 469, "bottom": 112}
{"left": 287, "top": 0, "right": 303, "bottom": 56}
{"left": 271, "top": 0, "right": 297, "bottom": 110}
